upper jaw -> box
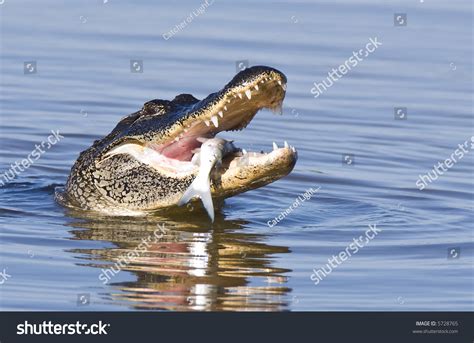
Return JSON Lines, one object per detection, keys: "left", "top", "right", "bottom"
{"left": 152, "top": 67, "right": 287, "bottom": 139}
{"left": 148, "top": 66, "right": 288, "bottom": 161}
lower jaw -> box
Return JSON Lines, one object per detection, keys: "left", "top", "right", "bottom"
{"left": 209, "top": 145, "right": 298, "bottom": 197}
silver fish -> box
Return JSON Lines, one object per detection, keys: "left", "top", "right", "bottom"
{"left": 178, "top": 137, "right": 236, "bottom": 221}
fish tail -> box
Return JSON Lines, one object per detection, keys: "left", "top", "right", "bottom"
{"left": 178, "top": 174, "right": 215, "bottom": 221}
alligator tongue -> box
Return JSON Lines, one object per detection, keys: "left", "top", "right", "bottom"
{"left": 156, "top": 136, "right": 204, "bottom": 161}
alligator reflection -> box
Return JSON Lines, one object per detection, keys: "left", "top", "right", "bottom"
{"left": 66, "top": 208, "right": 291, "bottom": 311}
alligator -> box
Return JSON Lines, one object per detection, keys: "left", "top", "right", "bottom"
{"left": 61, "top": 66, "right": 297, "bottom": 216}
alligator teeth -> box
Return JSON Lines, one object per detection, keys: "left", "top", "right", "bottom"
{"left": 204, "top": 120, "right": 210, "bottom": 127}
{"left": 254, "top": 85, "right": 259, "bottom": 91}
{"left": 245, "top": 90, "right": 252, "bottom": 100}
{"left": 284, "top": 141, "right": 289, "bottom": 148}
{"left": 272, "top": 142, "right": 278, "bottom": 150}
{"left": 218, "top": 111, "right": 223, "bottom": 118}
{"left": 291, "top": 146, "right": 296, "bottom": 153}
{"left": 275, "top": 80, "right": 287, "bottom": 90}
{"left": 238, "top": 93, "right": 243, "bottom": 99}
{"left": 242, "top": 149, "right": 247, "bottom": 155}
{"left": 224, "top": 106, "right": 227, "bottom": 111}
{"left": 211, "top": 116, "right": 219, "bottom": 128}
{"left": 260, "top": 80, "right": 265, "bottom": 83}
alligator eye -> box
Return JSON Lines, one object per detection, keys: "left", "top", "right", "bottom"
{"left": 142, "top": 99, "right": 171, "bottom": 116}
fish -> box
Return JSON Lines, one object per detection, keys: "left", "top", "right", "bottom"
{"left": 178, "top": 137, "right": 237, "bottom": 221}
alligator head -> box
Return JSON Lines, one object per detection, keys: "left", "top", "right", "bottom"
{"left": 63, "top": 66, "right": 297, "bottom": 215}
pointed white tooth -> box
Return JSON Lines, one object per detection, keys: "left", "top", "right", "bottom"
{"left": 204, "top": 120, "right": 210, "bottom": 127}
{"left": 260, "top": 80, "right": 265, "bottom": 84}
{"left": 254, "top": 85, "right": 259, "bottom": 91}
{"left": 245, "top": 90, "right": 252, "bottom": 100}
{"left": 227, "top": 100, "right": 231, "bottom": 103}
{"left": 242, "top": 149, "right": 247, "bottom": 155}
{"left": 291, "top": 146, "right": 296, "bottom": 153}
{"left": 281, "top": 83, "right": 287, "bottom": 91}
{"left": 211, "top": 116, "right": 219, "bottom": 127}
{"left": 238, "top": 93, "right": 243, "bottom": 99}
{"left": 284, "top": 141, "right": 289, "bottom": 148}
{"left": 218, "top": 111, "right": 223, "bottom": 118}
{"left": 224, "top": 106, "right": 227, "bottom": 111}
{"left": 277, "top": 80, "right": 282, "bottom": 86}
{"left": 272, "top": 142, "right": 278, "bottom": 150}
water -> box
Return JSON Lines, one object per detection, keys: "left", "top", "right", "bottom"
{"left": 0, "top": 0, "right": 472, "bottom": 311}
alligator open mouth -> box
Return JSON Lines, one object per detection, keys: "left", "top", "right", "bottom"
{"left": 64, "top": 66, "right": 298, "bottom": 214}
{"left": 103, "top": 66, "right": 297, "bottom": 179}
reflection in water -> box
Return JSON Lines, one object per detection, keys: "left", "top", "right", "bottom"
{"left": 65, "top": 208, "right": 291, "bottom": 311}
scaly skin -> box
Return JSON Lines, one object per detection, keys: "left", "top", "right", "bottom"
{"left": 62, "top": 66, "right": 297, "bottom": 215}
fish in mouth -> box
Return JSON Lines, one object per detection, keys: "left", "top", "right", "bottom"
{"left": 61, "top": 66, "right": 298, "bottom": 216}
{"left": 177, "top": 137, "right": 238, "bottom": 221}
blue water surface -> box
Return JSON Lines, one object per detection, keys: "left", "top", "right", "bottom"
{"left": 0, "top": 0, "right": 472, "bottom": 311}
